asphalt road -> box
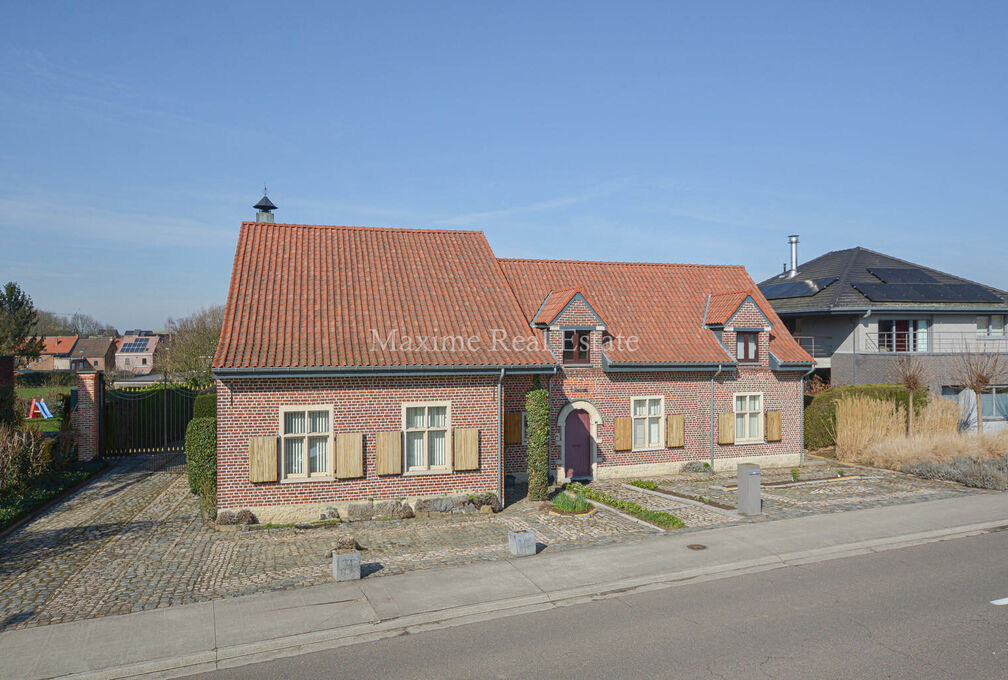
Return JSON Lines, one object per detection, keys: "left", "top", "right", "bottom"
{"left": 192, "top": 530, "right": 1008, "bottom": 679}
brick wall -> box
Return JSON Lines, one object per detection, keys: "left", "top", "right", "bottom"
{"left": 215, "top": 374, "right": 503, "bottom": 510}
{"left": 74, "top": 372, "right": 101, "bottom": 461}
{"left": 496, "top": 298, "right": 803, "bottom": 479}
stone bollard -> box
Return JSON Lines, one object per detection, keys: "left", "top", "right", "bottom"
{"left": 333, "top": 550, "right": 362, "bottom": 581}
{"left": 508, "top": 530, "right": 536, "bottom": 557}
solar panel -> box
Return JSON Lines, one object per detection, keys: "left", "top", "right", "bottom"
{"left": 851, "top": 282, "right": 1001, "bottom": 303}
{"left": 867, "top": 267, "right": 937, "bottom": 284}
{"left": 759, "top": 276, "right": 838, "bottom": 300}
{"left": 119, "top": 339, "right": 149, "bottom": 353}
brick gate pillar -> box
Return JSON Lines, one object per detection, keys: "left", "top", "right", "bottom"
{"left": 75, "top": 371, "right": 102, "bottom": 461}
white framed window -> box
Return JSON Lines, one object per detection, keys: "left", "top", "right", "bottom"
{"left": 978, "top": 315, "right": 1006, "bottom": 338}
{"left": 734, "top": 393, "right": 763, "bottom": 443}
{"left": 521, "top": 411, "right": 528, "bottom": 446}
{"left": 631, "top": 396, "right": 664, "bottom": 450}
{"left": 403, "top": 402, "right": 451, "bottom": 472}
{"left": 279, "top": 405, "right": 333, "bottom": 480}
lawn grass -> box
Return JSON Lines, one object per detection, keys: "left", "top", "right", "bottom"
{"left": 0, "top": 460, "right": 105, "bottom": 532}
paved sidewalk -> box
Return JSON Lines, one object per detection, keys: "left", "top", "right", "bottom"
{"left": 2, "top": 491, "right": 1005, "bottom": 680}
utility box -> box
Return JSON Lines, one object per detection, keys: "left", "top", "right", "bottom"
{"left": 737, "top": 463, "right": 762, "bottom": 516}
{"left": 333, "top": 550, "right": 361, "bottom": 581}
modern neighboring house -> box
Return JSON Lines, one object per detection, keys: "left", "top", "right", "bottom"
{"left": 70, "top": 337, "right": 117, "bottom": 372}
{"left": 115, "top": 333, "right": 160, "bottom": 374}
{"left": 24, "top": 335, "right": 79, "bottom": 371}
{"left": 758, "top": 237, "right": 1008, "bottom": 431}
{"left": 211, "top": 205, "right": 812, "bottom": 521}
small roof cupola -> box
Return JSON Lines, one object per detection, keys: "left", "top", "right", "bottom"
{"left": 254, "top": 188, "right": 277, "bottom": 223}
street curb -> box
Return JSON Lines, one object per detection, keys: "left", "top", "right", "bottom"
{"left": 55, "top": 517, "right": 1008, "bottom": 680}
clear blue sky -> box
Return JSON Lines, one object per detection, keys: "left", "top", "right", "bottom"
{"left": 2, "top": 1, "right": 1006, "bottom": 330}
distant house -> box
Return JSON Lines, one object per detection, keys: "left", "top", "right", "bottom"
{"left": 759, "top": 237, "right": 1008, "bottom": 431}
{"left": 70, "top": 337, "right": 117, "bottom": 372}
{"left": 115, "top": 333, "right": 160, "bottom": 374}
{"left": 24, "top": 336, "right": 79, "bottom": 371}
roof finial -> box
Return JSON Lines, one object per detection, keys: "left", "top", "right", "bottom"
{"left": 254, "top": 187, "right": 277, "bottom": 223}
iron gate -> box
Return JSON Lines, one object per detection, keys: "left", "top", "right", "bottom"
{"left": 102, "top": 376, "right": 200, "bottom": 472}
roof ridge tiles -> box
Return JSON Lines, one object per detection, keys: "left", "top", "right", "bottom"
{"left": 497, "top": 257, "right": 745, "bottom": 269}
{"left": 239, "top": 222, "right": 484, "bottom": 235}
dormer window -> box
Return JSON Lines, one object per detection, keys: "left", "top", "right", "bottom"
{"left": 736, "top": 331, "right": 758, "bottom": 363}
{"left": 563, "top": 330, "right": 590, "bottom": 365}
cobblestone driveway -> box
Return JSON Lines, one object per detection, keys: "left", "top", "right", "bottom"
{"left": 0, "top": 458, "right": 651, "bottom": 632}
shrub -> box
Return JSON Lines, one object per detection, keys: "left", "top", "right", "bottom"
{"left": 904, "top": 455, "right": 1008, "bottom": 490}
{"left": 552, "top": 490, "right": 593, "bottom": 513}
{"left": 805, "top": 384, "right": 927, "bottom": 450}
{"left": 791, "top": 467, "right": 800, "bottom": 482}
{"left": 0, "top": 424, "right": 52, "bottom": 493}
{"left": 216, "top": 509, "right": 237, "bottom": 525}
{"left": 681, "top": 461, "right": 711, "bottom": 474}
{"left": 185, "top": 416, "right": 216, "bottom": 498}
{"left": 193, "top": 392, "right": 216, "bottom": 419}
{"left": 0, "top": 381, "right": 18, "bottom": 429}
{"left": 235, "top": 508, "right": 258, "bottom": 525}
{"left": 525, "top": 386, "right": 550, "bottom": 501}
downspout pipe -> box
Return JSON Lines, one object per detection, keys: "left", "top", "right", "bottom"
{"left": 800, "top": 364, "right": 816, "bottom": 465}
{"left": 498, "top": 368, "right": 505, "bottom": 505}
{"left": 710, "top": 363, "right": 724, "bottom": 468}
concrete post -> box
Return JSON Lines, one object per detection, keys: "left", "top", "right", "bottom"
{"left": 75, "top": 371, "right": 102, "bottom": 461}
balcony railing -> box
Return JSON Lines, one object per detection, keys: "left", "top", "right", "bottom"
{"left": 869, "top": 331, "right": 1008, "bottom": 354}
{"left": 792, "top": 335, "right": 833, "bottom": 358}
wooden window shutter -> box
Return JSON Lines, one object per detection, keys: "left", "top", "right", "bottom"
{"left": 375, "top": 431, "right": 402, "bottom": 475}
{"left": 248, "top": 436, "right": 278, "bottom": 483}
{"left": 765, "top": 410, "right": 783, "bottom": 442}
{"left": 666, "top": 414, "right": 685, "bottom": 448}
{"left": 503, "top": 412, "right": 523, "bottom": 445}
{"left": 613, "top": 417, "right": 632, "bottom": 451}
{"left": 336, "top": 432, "right": 364, "bottom": 479}
{"left": 453, "top": 428, "right": 480, "bottom": 471}
{"left": 718, "top": 413, "right": 735, "bottom": 445}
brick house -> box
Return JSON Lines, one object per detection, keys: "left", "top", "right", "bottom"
{"left": 213, "top": 217, "right": 812, "bottom": 521}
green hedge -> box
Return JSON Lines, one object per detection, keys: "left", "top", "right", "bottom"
{"left": 804, "top": 384, "right": 928, "bottom": 450}
{"left": 193, "top": 392, "right": 216, "bottom": 418}
{"left": 185, "top": 416, "right": 216, "bottom": 497}
{"left": 525, "top": 386, "right": 550, "bottom": 501}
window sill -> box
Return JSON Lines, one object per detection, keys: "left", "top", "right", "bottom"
{"left": 631, "top": 446, "right": 664, "bottom": 453}
{"left": 280, "top": 475, "right": 334, "bottom": 484}
{"left": 403, "top": 468, "right": 454, "bottom": 477}
{"left": 733, "top": 440, "right": 766, "bottom": 446}
{"left": 562, "top": 362, "right": 592, "bottom": 368}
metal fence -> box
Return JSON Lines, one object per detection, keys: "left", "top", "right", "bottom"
{"left": 102, "top": 376, "right": 201, "bottom": 472}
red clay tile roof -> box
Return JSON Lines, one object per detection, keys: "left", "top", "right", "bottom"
{"left": 499, "top": 259, "right": 811, "bottom": 365}
{"left": 531, "top": 288, "right": 604, "bottom": 326}
{"left": 214, "top": 223, "right": 556, "bottom": 370}
{"left": 705, "top": 290, "right": 774, "bottom": 327}
{"left": 705, "top": 291, "right": 749, "bottom": 326}
{"left": 41, "top": 336, "right": 78, "bottom": 356}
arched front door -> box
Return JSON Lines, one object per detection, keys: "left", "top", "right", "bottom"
{"left": 565, "top": 409, "right": 592, "bottom": 479}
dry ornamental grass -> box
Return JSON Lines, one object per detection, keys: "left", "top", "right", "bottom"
{"left": 832, "top": 394, "right": 1008, "bottom": 479}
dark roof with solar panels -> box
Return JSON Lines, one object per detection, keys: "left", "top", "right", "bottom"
{"left": 757, "top": 247, "right": 1008, "bottom": 315}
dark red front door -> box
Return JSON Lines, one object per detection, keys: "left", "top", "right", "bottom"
{"left": 565, "top": 409, "right": 591, "bottom": 479}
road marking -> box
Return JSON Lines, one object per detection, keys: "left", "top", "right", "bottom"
{"left": 990, "top": 597, "right": 1008, "bottom": 606}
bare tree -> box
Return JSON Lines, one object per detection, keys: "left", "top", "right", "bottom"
{"left": 156, "top": 306, "right": 225, "bottom": 389}
{"left": 891, "top": 355, "right": 929, "bottom": 436}
{"left": 952, "top": 350, "right": 1006, "bottom": 433}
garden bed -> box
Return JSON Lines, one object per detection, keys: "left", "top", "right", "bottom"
{"left": 567, "top": 481, "right": 684, "bottom": 529}
{"left": 0, "top": 460, "right": 106, "bottom": 533}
